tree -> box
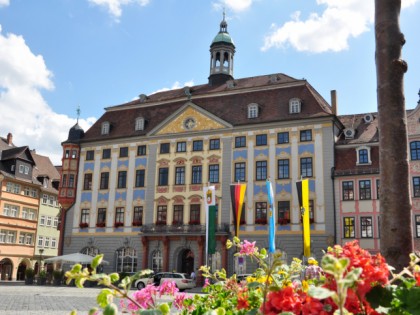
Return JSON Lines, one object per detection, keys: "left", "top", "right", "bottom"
{"left": 375, "top": 0, "right": 413, "bottom": 271}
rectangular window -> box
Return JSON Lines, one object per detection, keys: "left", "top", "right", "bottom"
{"left": 191, "top": 165, "right": 202, "bottom": 184}
{"left": 278, "top": 201, "right": 290, "bottom": 224}
{"left": 38, "top": 236, "right": 44, "bottom": 247}
{"left": 300, "top": 130, "right": 312, "bottom": 142}
{"left": 97, "top": 208, "right": 106, "bottom": 225}
{"left": 19, "top": 233, "right": 25, "bottom": 244}
{"left": 175, "top": 167, "right": 185, "bottom": 185}
{"left": 411, "top": 141, "right": 420, "bottom": 160}
{"left": 81, "top": 209, "right": 90, "bottom": 224}
{"left": 53, "top": 217, "right": 58, "bottom": 227}
{"left": 416, "top": 215, "right": 420, "bottom": 238}
{"left": 256, "top": 161, "right": 267, "bottom": 180}
{"left": 235, "top": 136, "right": 246, "bottom": 148}
{"left": 343, "top": 217, "right": 355, "bottom": 238}
{"left": 83, "top": 173, "right": 92, "bottom": 190}
{"left": 359, "top": 180, "right": 371, "bottom": 200}
{"left": 173, "top": 205, "right": 183, "bottom": 224}
{"left": 342, "top": 181, "right": 354, "bottom": 200}
{"left": 234, "top": 162, "right": 246, "bottom": 182}
{"left": 376, "top": 179, "right": 380, "bottom": 199}
{"left": 40, "top": 215, "right": 46, "bottom": 226}
{"left": 42, "top": 194, "right": 48, "bottom": 204}
{"left": 190, "top": 204, "right": 200, "bottom": 224}
{"left": 158, "top": 168, "right": 169, "bottom": 186}
{"left": 100, "top": 172, "right": 109, "bottom": 190}
{"left": 193, "top": 140, "right": 203, "bottom": 151}
{"left": 19, "top": 165, "right": 24, "bottom": 173}
{"left": 46, "top": 216, "right": 52, "bottom": 226}
{"left": 102, "top": 148, "right": 111, "bottom": 159}
{"left": 278, "top": 159, "right": 289, "bottom": 179}
{"left": 358, "top": 149, "right": 369, "bottom": 164}
{"left": 71, "top": 150, "right": 77, "bottom": 158}
{"left": 209, "top": 164, "right": 219, "bottom": 183}
{"left": 135, "top": 169, "right": 145, "bottom": 187}
{"left": 277, "top": 132, "right": 289, "bottom": 144}
{"left": 65, "top": 150, "right": 70, "bottom": 158}
{"left": 115, "top": 207, "right": 124, "bottom": 225}
{"left": 133, "top": 206, "right": 143, "bottom": 225}
{"left": 86, "top": 150, "right": 94, "bottom": 160}
{"left": 209, "top": 139, "right": 220, "bottom": 150}
{"left": 44, "top": 237, "right": 50, "bottom": 247}
{"left": 361, "top": 217, "right": 373, "bottom": 238}
{"left": 176, "top": 142, "right": 186, "bottom": 152}
{"left": 137, "top": 145, "right": 146, "bottom": 156}
{"left": 255, "top": 202, "right": 267, "bottom": 224}
{"left": 300, "top": 157, "right": 313, "bottom": 178}
{"left": 61, "top": 174, "right": 67, "bottom": 188}
{"left": 157, "top": 206, "right": 167, "bottom": 224}
{"left": 119, "top": 147, "right": 128, "bottom": 158}
{"left": 413, "top": 177, "right": 420, "bottom": 197}
{"left": 117, "top": 171, "right": 127, "bottom": 188}
{"left": 51, "top": 238, "right": 57, "bottom": 248}
{"left": 160, "top": 143, "right": 170, "bottom": 154}
{"left": 256, "top": 134, "right": 267, "bottom": 146}
{"left": 68, "top": 174, "right": 75, "bottom": 188}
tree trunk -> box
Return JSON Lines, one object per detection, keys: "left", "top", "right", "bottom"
{"left": 375, "top": 0, "right": 413, "bottom": 272}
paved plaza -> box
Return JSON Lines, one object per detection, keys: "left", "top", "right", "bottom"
{"left": 0, "top": 283, "right": 200, "bottom": 315}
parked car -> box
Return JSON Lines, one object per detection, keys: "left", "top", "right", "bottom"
{"left": 133, "top": 272, "right": 155, "bottom": 290}
{"left": 149, "top": 272, "right": 195, "bottom": 291}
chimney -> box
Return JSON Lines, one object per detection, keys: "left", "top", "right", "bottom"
{"left": 6, "top": 133, "right": 13, "bottom": 146}
{"left": 330, "top": 90, "right": 337, "bottom": 115}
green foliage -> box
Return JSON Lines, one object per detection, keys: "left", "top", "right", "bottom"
{"left": 53, "top": 269, "right": 64, "bottom": 280}
{"left": 25, "top": 268, "right": 35, "bottom": 279}
{"left": 39, "top": 269, "right": 47, "bottom": 279}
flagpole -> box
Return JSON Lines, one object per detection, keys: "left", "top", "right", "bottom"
{"left": 205, "top": 183, "right": 209, "bottom": 267}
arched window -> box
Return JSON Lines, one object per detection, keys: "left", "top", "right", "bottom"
{"left": 81, "top": 246, "right": 100, "bottom": 257}
{"left": 356, "top": 146, "right": 371, "bottom": 165}
{"left": 101, "top": 122, "right": 110, "bottom": 135}
{"left": 116, "top": 247, "right": 137, "bottom": 273}
{"left": 248, "top": 103, "right": 259, "bottom": 119}
{"left": 135, "top": 117, "right": 145, "bottom": 131}
{"left": 289, "top": 98, "right": 301, "bottom": 114}
{"left": 151, "top": 249, "right": 163, "bottom": 273}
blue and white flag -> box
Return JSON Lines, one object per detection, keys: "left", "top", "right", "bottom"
{"left": 266, "top": 179, "right": 276, "bottom": 253}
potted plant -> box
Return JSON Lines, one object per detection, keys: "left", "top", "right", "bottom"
{"left": 114, "top": 222, "right": 124, "bottom": 228}
{"left": 37, "top": 270, "right": 47, "bottom": 285}
{"left": 79, "top": 222, "right": 89, "bottom": 228}
{"left": 53, "top": 270, "right": 64, "bottom": 286}
{"left": 96, "top": 222, "right": 106, "bottom": 228}
{"left": 24, "top": 268, "right": 35, "bottom": 285}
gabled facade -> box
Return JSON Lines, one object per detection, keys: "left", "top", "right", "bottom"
{"left": 334, "top": 95, "right": 420, "bottom": 253}
{"left": 59, "top": 16, "right": 342, "bottom": 277}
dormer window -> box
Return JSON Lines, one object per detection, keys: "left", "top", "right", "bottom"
{"left": 289, "top": 98, "right": 301, "bottom": 114}
{"left": 248, "top": 103, "right": 259, "bottom": 119}
{"left": 101, "top": 121, "right": 110, "bottom": 135}
{"left": 356, "top": 146, "right": 371, "bottom": 165}
{"left": 135, "top": 117, "right": 145, "bottom": 131}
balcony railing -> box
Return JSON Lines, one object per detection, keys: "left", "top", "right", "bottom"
{"left": 140, "top": 223, "right": 230, "bottom": 235}
{"left": 333, "top": 167, "right": 380, "bottom": 177}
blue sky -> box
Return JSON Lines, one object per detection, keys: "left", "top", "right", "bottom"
{"left": 0, "top": 0, "right": 419, "bottom": 164}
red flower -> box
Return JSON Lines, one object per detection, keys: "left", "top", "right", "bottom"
{"left": 237, "top": 292, "right": 250, "bottom": 310}
{"left": 262, "top": 286, "right": 303, "bottom": 314}
{"left": 415, "top": 272, "right": 420, "bottom": 286}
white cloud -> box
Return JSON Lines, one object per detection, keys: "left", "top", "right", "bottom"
{"left": 261, "top": 0, "right": 419, "bottom": 53}
{"left": 0, "top": 26, "right": 95, "bottom": 165}
{"left": 221, "top": 0, "right": 253, "bottom": 12}
{"left": 88, "top": 0, "right": 150, "bottom": 20}
{"left": 0, "top": 0, "right": 10, "bottom": 7}
{"left": 262, "top": 0, "right": 373, "bottom": 53}
{"left": 150, "top": 80, "right": 195, "bottom": 95}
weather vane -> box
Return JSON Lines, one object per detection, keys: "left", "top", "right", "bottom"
{"left": 76, "top": 105, "right": 81, "bottom": 123}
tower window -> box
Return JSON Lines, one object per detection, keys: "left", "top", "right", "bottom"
{"left": 135, "top": 117, "right": 145, "bottom": 131}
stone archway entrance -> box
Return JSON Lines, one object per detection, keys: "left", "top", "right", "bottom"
{"left": 0, "top": 258, "right": 13, "bottom": 281}
{"left": 178, "top": 249, "right": 194, "bottom": 275}
{"left": 17, "top": 262, "right": 27, "bottom": 281}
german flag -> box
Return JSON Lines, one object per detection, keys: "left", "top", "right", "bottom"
{"left": 230, "top": 183, "right": 246, "bottom": 237}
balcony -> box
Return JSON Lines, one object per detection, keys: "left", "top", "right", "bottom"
{"left": 140, "top": 223, "right": 230, "bottom": 236}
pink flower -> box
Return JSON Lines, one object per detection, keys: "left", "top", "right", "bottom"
{"left": 159, "top": 280, "right": 179, "bottom": 296}
{"left": 130, "top": 284, "right": 158, "bottom": 309}
{"left": 239, "top": 240, "right": 257, "bottom": 255}
{"left": 203, "top": 278, "right": 210, "bottom": 288}
{"left": 173, "top": 292, "right": 187, "bottom": 309}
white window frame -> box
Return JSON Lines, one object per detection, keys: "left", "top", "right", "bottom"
{"left": 135, "top": 117, "right": 145, "bottom": 131}
{"left": 51, "top": 238, "right": 57, "bottom": 248}
{"left": 46, "top": 216, "right": 52, "bottom": 226}
{"left": 53, "top": 217, "right": 58, "bottom": 227}
{"left": 289, "top": 98, "right": 301, "bottom": 114}
{"left": 40, "top": 215, "right": 46, "bottom": 226}
{"left": 25, "top": 234, "right": 32, "bottom": 245}
{"left": 356, "top": 146, "right": 372, "bottom": 165}
{"left": 44, "top": 237, "right": 50, "bottom": 247}
{"left": 101, "top": 121, "right": 110, "bottom": 135}
{"left": 19, "top": 165, "right": 24, "bottom": 173}
{"left": 38, "top": 236, "right": 44, "bottom": 247}
{"left": 247, "top": 103, "right": 259, "bottom": 119}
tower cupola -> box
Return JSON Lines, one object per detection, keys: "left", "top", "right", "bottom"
{"left": 208, "top": 12, "right": 235, "bottom": 86}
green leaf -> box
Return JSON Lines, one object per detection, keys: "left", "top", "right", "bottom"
{"left": 308, "top": 286, "right": 335, "bottom": 300}
{"left": 109, "top": 273, "right": 120, "bottom": 283}
{"left": 366, "top": 285, "right": 393, "bottom": 308}
{"left": 159, "top": 303, "right": 170, "bottom": 315}
{"left": 103, "top": 303, "right": 118, "bottom": 315}
{"left": 97, "top": 289, "right": 113, "bottom": 308}
{"left": 91, "top": 254, "right": 104, "bottom": 269}
{"left": 88, "top": 308, "right": 99, "bottom": 315}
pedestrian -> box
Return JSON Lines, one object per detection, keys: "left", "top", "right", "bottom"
{"left": 190, "top": 270, "right": 196, "bottom": 281}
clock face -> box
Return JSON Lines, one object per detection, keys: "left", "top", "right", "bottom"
{"left": 183, "top": 117, "right": 196, "bottom": 130}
